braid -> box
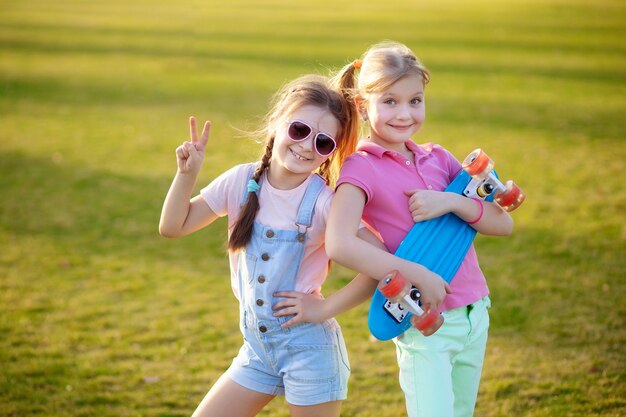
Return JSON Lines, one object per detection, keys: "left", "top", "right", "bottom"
{"left": 228, "top": 138, "right": 274, "bottom": 251}
{"left": 254, "top": 137, "right": 273, "bottom": 183}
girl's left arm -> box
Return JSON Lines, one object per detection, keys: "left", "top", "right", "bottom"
{"left": 405, "top": 189, "right": 513, "bottom": 236}
{"left": 272, "top": 227, "right": 383, "bottom": 327}
{"left": 272, "top": 273, "right": 377, "bottom": 328}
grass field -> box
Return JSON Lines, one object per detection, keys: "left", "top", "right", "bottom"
{"left": 1, "top": 0, "right": 625, "bottom": 416}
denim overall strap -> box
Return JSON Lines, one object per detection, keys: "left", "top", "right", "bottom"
{"left": 295, "top": 174, "right": 325, "bottom": 230}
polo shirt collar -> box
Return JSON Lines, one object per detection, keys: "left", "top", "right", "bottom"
{"left": 357, "top": 139, "right": 434, "bottom": 160}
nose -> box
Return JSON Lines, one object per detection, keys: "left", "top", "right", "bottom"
{"left": 397, "top": 104, "right": 411, "bottom": 119}
{"left": 300, "top": 133, "right": 317, "bottom": 154}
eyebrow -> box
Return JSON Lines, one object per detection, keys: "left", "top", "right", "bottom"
{"left": 382, "top": 89, "right": 424, "bottom": 97}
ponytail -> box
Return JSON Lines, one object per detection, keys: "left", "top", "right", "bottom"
{"left": 228, "top": 137, "right": 274, "bottom": 251}
{"left": 328, "top": 61, "right": 361, "bottom": 185}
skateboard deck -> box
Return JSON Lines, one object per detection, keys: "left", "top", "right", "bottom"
{"left": 367, "top": 170, "right": 494, "bottom": 341}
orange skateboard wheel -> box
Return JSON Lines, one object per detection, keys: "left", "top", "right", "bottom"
{"left": 462, "top": 149, "right": 494, "bottom": 179}
{"left": 494, "top": 180, "right": 525, "bottom": 211}
{"left": 414, "top": 308, "right": 437, "bottom": 330}
{"left": 378, "top": 271, "right": 406, "bottom": 298}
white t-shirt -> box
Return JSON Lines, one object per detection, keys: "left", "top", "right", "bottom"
{"left": 200, "top": 163, "right": 334, "bottom": 300}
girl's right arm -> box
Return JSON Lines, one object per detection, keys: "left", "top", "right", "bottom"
{"left": 159, "top": 117, "right": 220, "bottom": 238}
{"left": 326, "top": 183, "right": 450, "bottom": 310}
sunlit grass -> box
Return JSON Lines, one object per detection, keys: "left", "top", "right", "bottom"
{"left": 1, "top": 0, "right": 624, "bottom": 416}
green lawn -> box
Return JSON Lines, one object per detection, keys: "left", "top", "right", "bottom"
{"left": 1, "top": 0, "right": 624, "bottom": 416}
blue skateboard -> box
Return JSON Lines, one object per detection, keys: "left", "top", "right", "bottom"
{"left": 368, "top": 149, "right": 525, "bottom": 341}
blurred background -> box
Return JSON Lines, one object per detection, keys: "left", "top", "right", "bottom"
{"left": 1, "top": 0, "right": 624, "bottom": 416}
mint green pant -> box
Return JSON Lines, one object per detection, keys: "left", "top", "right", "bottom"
{"left": 394, "top": 296, "right": 491, "bottom": 417}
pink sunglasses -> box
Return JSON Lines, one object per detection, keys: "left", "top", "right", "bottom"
{"left": 286, "top": 120, "right": 337, "bottom": 157}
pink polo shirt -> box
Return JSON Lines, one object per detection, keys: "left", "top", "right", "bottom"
{"left": 337, "top": 140, "right": 489, "bottom": 311}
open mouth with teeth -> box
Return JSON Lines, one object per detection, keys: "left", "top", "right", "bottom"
{"left": 290, "top": 148, "right": 312, "bottom": 161}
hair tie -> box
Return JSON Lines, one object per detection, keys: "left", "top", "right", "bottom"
{"left": 247, "top": 179, "right": 260, "bottom": 193}
{"left": 467, "top": 198, "right": 484, "bottom": 225}
{"left": 353, "top": 59, "right": 362, "bottom": 70}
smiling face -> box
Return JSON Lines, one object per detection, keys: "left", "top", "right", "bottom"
{"left": 362, "top": 74, "right": 426, "bottom": 152}
{"left": 269, "top": 104, "right": 340, "bottom": 189}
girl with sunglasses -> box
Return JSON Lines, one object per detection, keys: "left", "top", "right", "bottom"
{"left": 160, "top": 74, "right": 403, "bottom": 417}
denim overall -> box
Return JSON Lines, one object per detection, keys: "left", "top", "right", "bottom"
{"left": 225, "top": 169, "right": 350, "bottom": 406}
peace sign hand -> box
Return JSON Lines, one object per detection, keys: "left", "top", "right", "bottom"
{"left": 175, "top": 116, "right": 211, "bottom": 175}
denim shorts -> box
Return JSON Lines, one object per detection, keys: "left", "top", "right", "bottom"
{"left": 226, "top": 316, "right": 351, "bottom": 406}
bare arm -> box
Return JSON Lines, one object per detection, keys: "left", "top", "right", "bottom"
{"left": 326, "top": 183, "right": 450, "bottom": 310}
{"left": 160, "top": 177, "right": 219, "bottom": 238}
{"left": 405, "top": 189, "right": 513, "bottom": 236}
{"left": 273, "top": 274, "right": 377, "bottom": 327}
{"left": 159, "top": 117, "right": 220, "bottom": 238}
{"left": 272, "top": 227, "right": 383, "bottom": 327}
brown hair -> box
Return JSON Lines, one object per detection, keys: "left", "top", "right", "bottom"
{"left": 228, "top": 74, "right": 358, "bottom": 251}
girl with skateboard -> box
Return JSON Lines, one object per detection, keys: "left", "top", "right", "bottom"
{"left": 329, "top": 41, "right": 513, "bottom": 417}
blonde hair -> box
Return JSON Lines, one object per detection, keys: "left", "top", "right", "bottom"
{"left": 229, "top": 74, "right": 357, "bottom": 251}
{"left": 357, "top": 41, "right": 430, "bottom": 94}
{"left": 333, "top": 40, "right": 430, "bottom": 108}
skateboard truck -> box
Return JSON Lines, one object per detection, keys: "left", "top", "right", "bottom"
{"left": 462, "top": 148, "right": 525, "bottom": 212}
{"left": 378, "top": 270, "right": 444, "bottom": 336}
